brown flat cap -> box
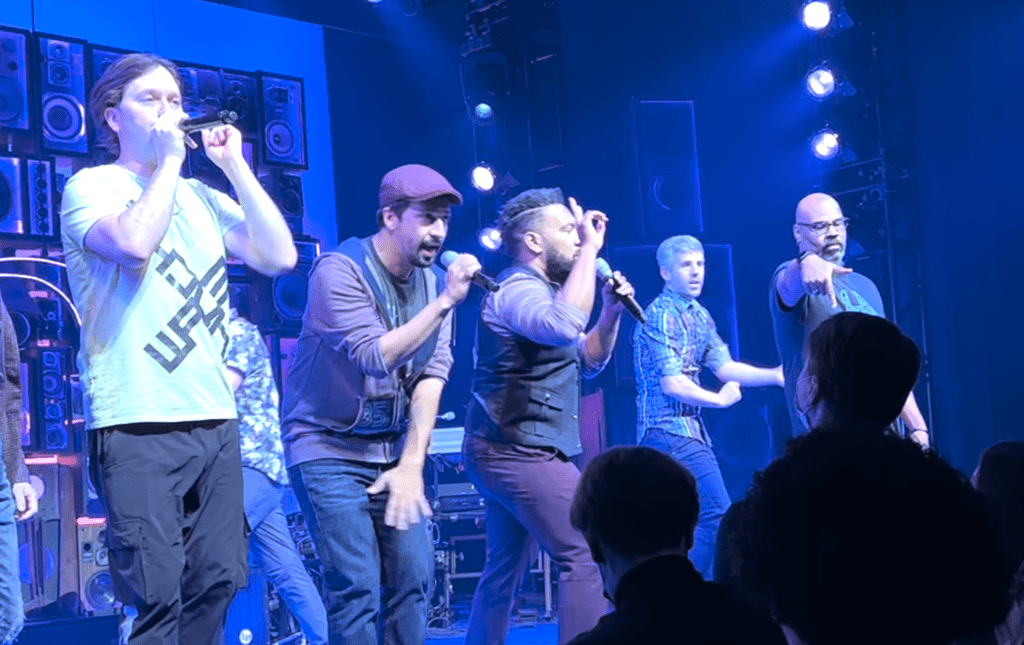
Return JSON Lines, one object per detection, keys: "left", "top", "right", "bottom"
{"left": 379, "top": 164, "right": 463, "bottom": 208}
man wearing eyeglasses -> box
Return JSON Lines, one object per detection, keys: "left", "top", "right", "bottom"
{"left": 769, "top": 193, "right": 929, "bottom": 447}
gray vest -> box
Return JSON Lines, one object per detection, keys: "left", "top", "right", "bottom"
{"left": 465, "top": 265, "right": 583, "bottom": 457}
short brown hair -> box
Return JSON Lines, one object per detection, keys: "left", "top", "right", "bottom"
{"left": 89, "top": 53, "right": 183, "bottom": 159}
{"left": 570, "top": 446, "right": 699, "bottom": 559}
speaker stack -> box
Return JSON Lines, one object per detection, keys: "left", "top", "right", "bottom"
{"left": 0, "top": 28, "right": 31, "bottom": 132}
{"left": 36, "top": 35, "right": 89, "bottom": 156}
{"left": 259, "top": 170, "right": 304, "bottom": 237}
{"left": 77, "top": 518, "right": 118, "bottom": 615}
{"left": 0, "top": 155, "right": 25, "bottom": 234}
{"left": 18, "top": 454, "right": 84, "bottom": 611}
{"left": 258, "top": 73, "right": 307, "bottom": 169}
{"left": 253, "top": 238, "right": 319, "bottom": 334}
{"left": 37, "top": 346, "right": 74, "bottom": 452}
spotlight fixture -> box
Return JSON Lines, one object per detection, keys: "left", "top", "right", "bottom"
{"left": 366, "top": 0, "right": 384, "bottom": 4}
{"left": 810, "top": 128, "right": 841, "bottom": 160}
{"left": 478, "top": 227, "right": 502, "bottom": 252}
{"left": 805, "top": 66, "right": 836, "bottom": 99}
{"left": 470, "top": 163, "right": 497, "bottom": 193}
{"left": 801, "top": 1, "right": 832, "bottom": 32}
{"left": 473, "top": 102, "right": 494, "bottom": 124}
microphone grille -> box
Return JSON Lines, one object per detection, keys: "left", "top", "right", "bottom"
{"left": 595, "top": 258, "right": 613, "bottom": 280}
{"left": 439, "top": 250, "right": 459, "bottom": 268}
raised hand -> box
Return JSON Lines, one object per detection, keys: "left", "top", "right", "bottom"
{"left": 201, "top": 124, "right": 245, "bottom": 171}
{"left": 569, "top": 196, "right": 608, "bottom": 252}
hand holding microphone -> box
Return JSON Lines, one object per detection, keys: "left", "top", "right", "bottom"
{"left": 440, "top": 250, "right": 500, "bottom": 293}
{"left": 596, "top": 258, "right": 646, "bottom": 324}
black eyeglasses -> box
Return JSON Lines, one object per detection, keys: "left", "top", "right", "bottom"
{"left": 796, "top": 218, "right": 850, "bottom": 233}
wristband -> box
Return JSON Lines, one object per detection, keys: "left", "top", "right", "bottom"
{"left": 797, "top": 251, "right": 816, "bottom": 265}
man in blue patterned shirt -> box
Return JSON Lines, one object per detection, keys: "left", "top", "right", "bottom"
{"left": 633, "top": 235, "right": 783, "bottom": 580}
{"left": 225, "top": 309, "right": 328, "bottom": 644}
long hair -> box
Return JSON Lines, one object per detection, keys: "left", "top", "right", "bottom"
{"left": 89, "top": 53, "right": 182, "bottom": 160}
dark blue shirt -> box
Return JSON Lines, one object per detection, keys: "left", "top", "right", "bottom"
{"left": 769, "top": 260, "right": 884, "bottom": 437}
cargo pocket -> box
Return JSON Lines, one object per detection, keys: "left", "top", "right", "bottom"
{"left": 106, "top": 519, "right": 150, "bottom": 608}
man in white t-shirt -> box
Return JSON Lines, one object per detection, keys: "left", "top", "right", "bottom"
{"left": 60, "top": 53, "right": 296, "bottom": 645}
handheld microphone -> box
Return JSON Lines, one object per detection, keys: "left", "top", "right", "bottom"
{"left": 179, "top": 110, "right": 238, "bottom": 134}
{"left": 596, "top": 258, "right": 647, "bottom": 324}
{"left": 440, "top": 250, "right": 500, "bottom": 292}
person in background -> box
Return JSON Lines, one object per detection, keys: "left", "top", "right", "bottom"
{"left": 225, "top": 308, "right": 328, "bottom": 645}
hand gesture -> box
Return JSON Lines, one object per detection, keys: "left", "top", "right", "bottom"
{"left": 569, "top": 197, "right": 608, "bottom": 252}
{"left": 601, "top": 270, "right": 636, "bottom": 317}
{"left": 12, "top": 482, "right": 38, "bottom": 521}
{"left": 201, "top": 124, "right": 245, "bottom": 171}
{"left": 366, "top": 464, "right": 433, "bottom": 530}
{"left": 716, "top": 382, "right": 742, "bottom": 409}
{"left": 440, "top": 252, "right": 482, "bottom": 308}
{"left": 800, "top": 254, "right": 853, "bottom": 308}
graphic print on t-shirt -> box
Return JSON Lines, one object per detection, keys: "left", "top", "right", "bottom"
{"left": 143, "top": 245, "right": 230, "bottom": 373}
{"left": 837, "top": 287, "right": 880, "bottom": 316}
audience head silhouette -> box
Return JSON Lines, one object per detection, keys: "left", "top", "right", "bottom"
{"left": 973, "top": 441, "right": 1024, "bottom": 581}
{"left": 737, "top": 430, "right": 1008, "bottom": 645}
{"left": 797, "top": 311, "right": 920, "bottom": 428}
{"left": 571, "top": 446, "right": 698, "bottom": 595}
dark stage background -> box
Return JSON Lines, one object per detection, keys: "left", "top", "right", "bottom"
{"left": 207, "top": 0, "right": 1024, "bottom": 473}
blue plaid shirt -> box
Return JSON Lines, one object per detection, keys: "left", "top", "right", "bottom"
{"left": 633, "top": 288, "right": 732, "bottom": 444}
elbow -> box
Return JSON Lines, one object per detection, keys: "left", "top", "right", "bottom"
{"left": 119, "top": 238, "right": 157, "bottom": 268}
{"left": 265, "top": 247, "right": 299, "bottom": 277}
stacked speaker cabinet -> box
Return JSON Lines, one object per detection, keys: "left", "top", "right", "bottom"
{"left": 26, "top": 158, "right": 56, "bottom": 239}
{"left": 36, "top": 35, "right": 89, "bottom": 156}
{"left": 629, "top": 98, "right": 704, "bottom": 242}
{"left": 221, "top": 69, "right": 260, "bottom": 140}
{"left": 0, "top": 28, "right": 32, "bottom": 132}
{"left": 78, "top": 518, "right": 118, "bottom": 615}
{"left": 18, "top": 454, "right": 84, "bottom": 611}
{"left": 259, "top": 170, "right": 304, "bottom": 236}
{"left": 0, "top": 155, "right": 25, "bottom": 234}
{"left": 257, "top": 73, "right": 307, "bottom": 169}
{"left": 253, "top": 238, "right": 319, "bottom": 333}
{"left": 37, "top": 346, "right": 74, "bottom": 451}
{"left": 88, "top": 45, "right": 129, "bottom": 87}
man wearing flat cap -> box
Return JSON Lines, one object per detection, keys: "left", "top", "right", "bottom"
{"left": 281, "top": 164, "right": 480, "bottom": 645}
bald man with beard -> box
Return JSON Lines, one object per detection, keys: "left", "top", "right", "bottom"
{"left": 769, "top": 193, "right": 929, "bottom": 447}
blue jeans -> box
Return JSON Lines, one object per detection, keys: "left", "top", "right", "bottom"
{"left": 0, "top": 460, "right": 24, "bottom": 645}
{"left": 241, "top": 467, "right": 328, "bottom": 645}
{"left": 289, "top": 459, "right": 431, "bottom": 645}
{"left": 639, "top": 429, "right": 731, "bottom": 579}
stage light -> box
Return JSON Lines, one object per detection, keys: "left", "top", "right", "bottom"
{"left": 811, "top": 129, "right": 841, "bottom": 160}
{"left": 479, "top": 227, "right": 502, "bottom": 252}
{"left": 470, "top": 164, "right": 497, "bottom": 193}
{"left": 801, "top": 1, "right": 832, "bottom": 31}
{"left": 366, "top": 0, "right": 384, "bottom": 4}
{"left": 474, "top": 102, "right": 493, "bottom": 122}
{"left": 805, "top": 66, "right": 836, "bottom": 99}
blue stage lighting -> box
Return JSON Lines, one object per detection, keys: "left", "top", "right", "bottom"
{"left": 479, "top": 227, "right": 502, "bottom": 252}
{"left": 811, "top": 129, "right": 841, "bottom": 160}
{"left": 474, "top": 103, "right": 493, "bottom": 121}
{"left": 366, "top": 0, "right": 384, "bottom": 4}
{"left": 470, "top": 164, "right": 497, "bottom": 193}
{"left": 801, "top": 1, "right": 832, "bottom": 31}
{"left": 806, "top": 66, "right": 836, "bottom": 99}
